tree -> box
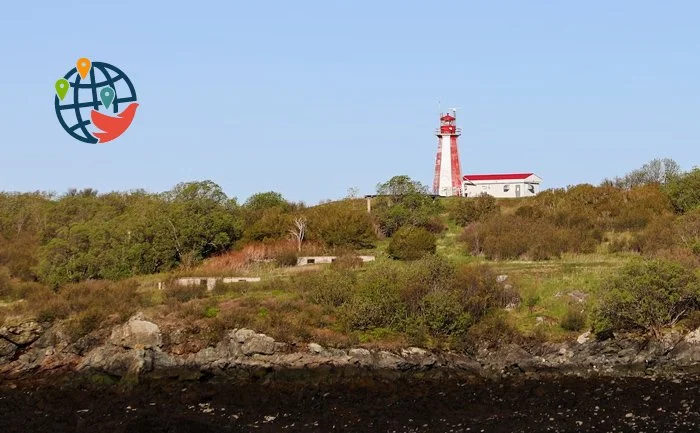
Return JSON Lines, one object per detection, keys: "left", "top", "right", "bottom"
{"left": 665, "top": 168, "right": 700, "bottom": 214}
{"left": 289, "top": 216, "right": 307, "bottom": 252}
{"left": 612, "top": 158, "right": 682, "bottom": 189}
{"left": 306, "top": 201, "right": 377, "bottom": 248}
{"left": 595, "top": 259, "right": 700, "bottom": 337}
{"left": 373, "top": 175, "right": 441, "bottom": 236}
{"left": 376, "top": 175, "right": 429, "bottom": 196}
{"left": 243, "top": 191, "right": 289, "bottom": 212}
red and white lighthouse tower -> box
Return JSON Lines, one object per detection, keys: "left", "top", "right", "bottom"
{"left": 433, "top": 110, "right": 463, "bottom": 196}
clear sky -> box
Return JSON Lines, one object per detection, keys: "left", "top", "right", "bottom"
{"left": 1, "top": 1, "right": 698, "bottom": 204}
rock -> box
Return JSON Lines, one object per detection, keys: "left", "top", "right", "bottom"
{"left": 348, "top": 348, "right": 372, "bottom": 366}
{"left": 241, "top": 334, "right": 276, "bottom": 356}
{"left": 496, "top": 275, "right": 508, "bottom": 283}
{"left": 568, "top": 291, "right": 588, "bottom": 303}
{"left": 110, "top": 314, "right": 162, "bottom": 349}
{"left": 505, "top": 302, "right": 518, "bottom": 311}
{"left": 577, "top": 331, "right": 591, "bottom": 344}
{"left": 0, "top": 321, "right": 43, "bottom": 346}
{"left": 401, "top": 347, "right": 437, "bottom": 368}
{"left": 376, "top": 351, "right": 409, "bottom": 370}
{"left": 233, "top": 328, "right": 257, "bottom": 344}
{"left": 0, "top": 338, "right": 17, "bottom": 362}
{"left": 80, "top": 345, "right": 152, "bottom": 378}
{"left": 308, "top": 343, "right": 324, "bottom": 354}
{"left": 684, "top": 327, "right": 700, "bottom": 344}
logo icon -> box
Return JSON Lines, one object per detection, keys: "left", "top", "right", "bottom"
{"left": 54, "top": 58, "right": 138, "bottom": 144}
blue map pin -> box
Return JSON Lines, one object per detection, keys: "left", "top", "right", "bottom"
{"left": 100, "top": 87, "right": 115, "bottom": 109}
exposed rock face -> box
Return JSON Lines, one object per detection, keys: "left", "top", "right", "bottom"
{"left": 1, "top": 312, "right": 700, "bottom": 381}
{"left": 0, "top": 321, "right": 43, "bottom": 346}
{"left": 0, "top": 338, "right": 17, "bottom": 362}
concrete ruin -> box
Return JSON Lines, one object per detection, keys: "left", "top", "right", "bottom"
{"left": 296, "top": 256, "right": 375, "bottom": 266}
{"left": 174, "top": 277, "right": 261, "bottom": 291}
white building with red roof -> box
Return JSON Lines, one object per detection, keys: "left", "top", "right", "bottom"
{"left": 462, "top": 173, "right": 542, "bottom": 198}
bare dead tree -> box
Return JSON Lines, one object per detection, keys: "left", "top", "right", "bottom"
{"left": 289, "top": 217, "right": 307, "bottom": 252}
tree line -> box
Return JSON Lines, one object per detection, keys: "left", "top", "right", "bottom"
{"left": 0, "top": 159, "right": 699, "bottom": 288}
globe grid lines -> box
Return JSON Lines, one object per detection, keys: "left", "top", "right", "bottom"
{"left": 54, "top": 61, "right": 137, "bottom": 144}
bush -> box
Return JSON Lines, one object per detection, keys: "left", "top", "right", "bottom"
{"left": 387, "top": 226, "right": 436, "bottom": 260}
{"left": 339, "top": 265, "right": 407, "bottom": 330}
{"left": 595, "top": 259, "right": 700, "bottom": 337}
{"left": 464, "top": 311, "right": 522, "bottom": 349}
{"left": 420, "top": 290, "right": 472, "bottom": 336}
{"left": 454, "top": 264, "right": 519, "bottom": 320}
{"left": 302, "top": 270, "right": 355, "bottom": 308}
{"left": 560, "top": 306, "right": 587, "bottom": 331}
{"left": 165, "top": 282, "right": 207, "bottom": 302}
{"left": 449, "top": 194, "right": 499, "bottom": 226}
{"left": 460, "top": 214, "right": 598, "bottom": 260}
{"left": 331, "top": 254, "right": 364, "bottom": 270}
{"left": 274, "top": 249, "right": 298, "bottom": 267}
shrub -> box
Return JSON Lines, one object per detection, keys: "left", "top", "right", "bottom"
{"left": 464, "top": 311, "right": 522, "bottom": 349}
{"left": 0, "top": 267, "right": 11, "bottom": 299}
{"left": 302, "top": 270, "right": 354, "bottom": 308}
{"left": 387, "top": 225, "right": 436, "bottom": 260}
{"left": 331, "top": 254, "right": 364, "bottom": 270}
{"left": 420, "top": 290, "right": 472, "bottom": 336}
{"left": 460, "top": 214, "right": 598, "bottom": 260}
{"left": 274, "top": 249, "right": 298, "bottom": 267}
{"left": 595, "top": 259, "right": 700, "bottom": 337}
{"left": 560, "top": 306, "right": 587, "bottom": 331}
{"left": 454, "top": 264, "right": 519, "bottom": 320}
{"left": 165, "top": 282, "right": 207, "bottom": 302}
{"left": 339, "top": 265, "right": 406, "bottom": 330}
{"left": 449, "top": 194, "right": 499, "bottom": 226}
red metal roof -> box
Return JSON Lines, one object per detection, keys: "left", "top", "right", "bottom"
{"left": 463, "top": 173, "right": 533, "bottom": 181}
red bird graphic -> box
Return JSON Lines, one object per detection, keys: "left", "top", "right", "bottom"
{"left": 90, "top": 103, "right": 139, "bottom": 143}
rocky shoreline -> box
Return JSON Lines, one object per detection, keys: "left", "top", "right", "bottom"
{"left": 1, "top": 312, "right": 699, "bottom": 385}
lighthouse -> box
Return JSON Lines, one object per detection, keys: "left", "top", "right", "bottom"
{"left": 433, "top": 110, "right": 463, "bottom": 196}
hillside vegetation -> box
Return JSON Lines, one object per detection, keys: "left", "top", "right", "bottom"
{"left": 1, "top": 159, "right": 699, "bottom": 349}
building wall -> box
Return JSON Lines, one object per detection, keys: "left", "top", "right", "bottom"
{"left": 463, "top": 181, "right": 540, "bottom": 198}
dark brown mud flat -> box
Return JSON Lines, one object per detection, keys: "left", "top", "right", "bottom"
{"left": 0, "top": 371, "right": 698, "bottom": 433}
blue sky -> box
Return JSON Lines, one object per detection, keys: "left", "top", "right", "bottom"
{"left": 1, "top": 1, "right": 698, "bottom": 204}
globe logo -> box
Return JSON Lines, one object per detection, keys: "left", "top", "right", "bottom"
{"left": 54, "top": 58, "right": 138, "bottom": 144}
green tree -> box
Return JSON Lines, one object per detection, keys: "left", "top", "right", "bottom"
{"left": 306, "top": 200, "right": 376, "bottom": 248}
{"left": 373, "top": 175, "right": 441, "bottom": 236}
{"left": 665, "top": 168, "right": 700, "bottom": 214}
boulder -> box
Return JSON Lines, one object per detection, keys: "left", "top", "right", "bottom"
{"left": 110, "top": 314, "right": 162, "bottom": 349}
{"left": 80, "top": 345, "right": 152, "bottom": 378}
{"left": 242, "top": 334, "right": 276, "bottom": 356}
{"left": 684, "top": 327, "right": 700, "bottom": 344}
{"left": 577, "top": 331, "right": 592, "bottom": 344}
{"left": 0, "top": 338, "right": 17, "bottom": 362}
{"left": 0, "top": 321, "right": 43, "bottom": 346}
{"left": 308, "top": 343, "right": 324, "bottom": 354}
{"left": 232, "top": 329, "right": 257, "bottom": 344}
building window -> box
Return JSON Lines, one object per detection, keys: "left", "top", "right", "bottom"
{"left": 503, "top": 184, "right": 510, "bottom": 192}
{"left": 307, "top": 258, "right": 315, "bottom": 264}
{"left": 528, "top": 184, "right": 535, "bottom": 194}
